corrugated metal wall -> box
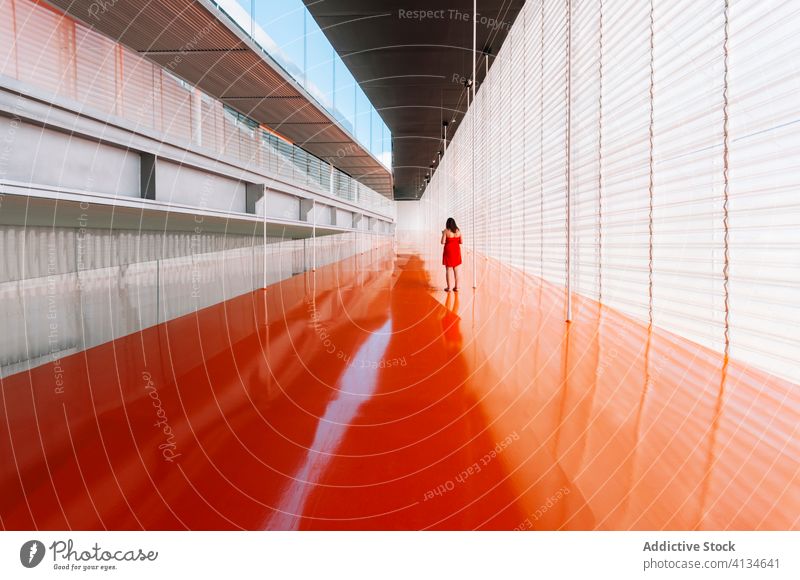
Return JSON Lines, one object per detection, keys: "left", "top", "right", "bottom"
{"left": 418, "top": 0, "right": 800, "bottom": 384}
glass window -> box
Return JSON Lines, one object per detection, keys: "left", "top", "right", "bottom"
{"left": 333, "top": 56, "right": 356, "bottom": 134}
{"left": 304, "top": 13, "right": 333, "bottom": 111}
{"left": 252, "top": 0, "right": 306, "bottom": 82}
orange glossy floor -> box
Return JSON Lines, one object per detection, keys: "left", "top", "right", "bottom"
{"left": 1, "top": 242, "right": 798, "bottom": 530}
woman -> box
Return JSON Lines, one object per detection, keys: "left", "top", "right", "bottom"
{"left": 441, "top": 217, "right": 462, "bottom": 292}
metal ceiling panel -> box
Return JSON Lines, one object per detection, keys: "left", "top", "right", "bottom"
{"left": 304, "top": 0, "right": 525, "bottom": 199}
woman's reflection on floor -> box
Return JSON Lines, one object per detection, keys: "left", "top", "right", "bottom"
{"left": 440, "top": 290, "right": 462, "bottom": 351}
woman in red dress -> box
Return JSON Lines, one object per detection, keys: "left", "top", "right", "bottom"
{"left": 441, "top": 217, "right": 462, "bottom": 292}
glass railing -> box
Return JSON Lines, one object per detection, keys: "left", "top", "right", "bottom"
{"left": 220, "top": 105, "right": 396, "bottom": 218}
{"left": 212, "top": 0, "right": 393, "bottom": 170}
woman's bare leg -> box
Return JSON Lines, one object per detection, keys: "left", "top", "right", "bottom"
{"left": 453, "top": 266, "right": 460, "bottom": 290}
{"left": 445, "top": 268, "right": 452, "bottom": 290}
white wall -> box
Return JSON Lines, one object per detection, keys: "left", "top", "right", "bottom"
{"left": 158, "top": 160, "right": 247, "bottom": 212}
{"left": 396, "top": 201, "right": 423, "bottom": 232}
{"left": 422, "top": 0, "right": 800, "bottom": 384}
{"left": 0, "top": 117, "right": 140, "bottom": 197}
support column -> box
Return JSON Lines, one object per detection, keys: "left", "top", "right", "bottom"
{"left": 312, "top": 199, "right": 317, "bottom": 272}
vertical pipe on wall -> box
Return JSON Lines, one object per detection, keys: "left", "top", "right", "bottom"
{"left": 722, "top": 0, "right": 731, "bottom": 360}
{"left": 565, "top": 0, "right": 573, "bottom": 322}
{"left": 472, "top": 0, "right": 477, "bottom": 289}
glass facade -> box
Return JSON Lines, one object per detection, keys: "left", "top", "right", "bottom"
{"left": 213, "top": 0, "right": 392, "bottom": 169}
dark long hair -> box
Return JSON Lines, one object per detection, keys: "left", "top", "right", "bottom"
{"left": 445, "top": 217, "right": 459, "bottom": 233}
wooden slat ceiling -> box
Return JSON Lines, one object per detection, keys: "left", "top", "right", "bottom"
{"left": 43, "top": 0, "right": 394, "bottom": 198}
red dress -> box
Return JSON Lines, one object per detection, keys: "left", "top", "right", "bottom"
{"left": 442, "top": 234, "right": 462, "bottom": 267}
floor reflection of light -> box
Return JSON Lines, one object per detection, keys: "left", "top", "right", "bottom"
{"left": 266, "top": 319, "right": 393, "bottom": 529}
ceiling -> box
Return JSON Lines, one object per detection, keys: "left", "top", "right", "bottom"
{"left": 304, "top": 0, "right": 526, "bottom": 199}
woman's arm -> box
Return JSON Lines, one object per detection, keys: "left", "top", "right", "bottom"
{"left": 441, "top": 229, "right": 447, "bottom": 245}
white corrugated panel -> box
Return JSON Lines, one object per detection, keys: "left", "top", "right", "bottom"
{"left": 539, "top": 0, "right": 569, "bottom": 289}
{"left": 652, "top": 0, "right": 727, "bottom": 351}
{"left": 523, "top": 0, "right": 545, "bottom": 280}
{"left": 570, "top": 0, "right": 602, "bottom": 301}
{"left": 727, "top": 0, "right": 800, "bottom": 380}
{"left": 598, "top": 0, "right": 651, "bottom": 321}
{"left": 75, "top": 27, "right": 117, "bottom": 117}
{"left": 495, "top": 27, "right": 511, "bottom": 265}
{"left": 507, "top": 22, "right": 526, "bottom": 270}
{"left": 483, "top": 50, "right": 500, "bottom": 261}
